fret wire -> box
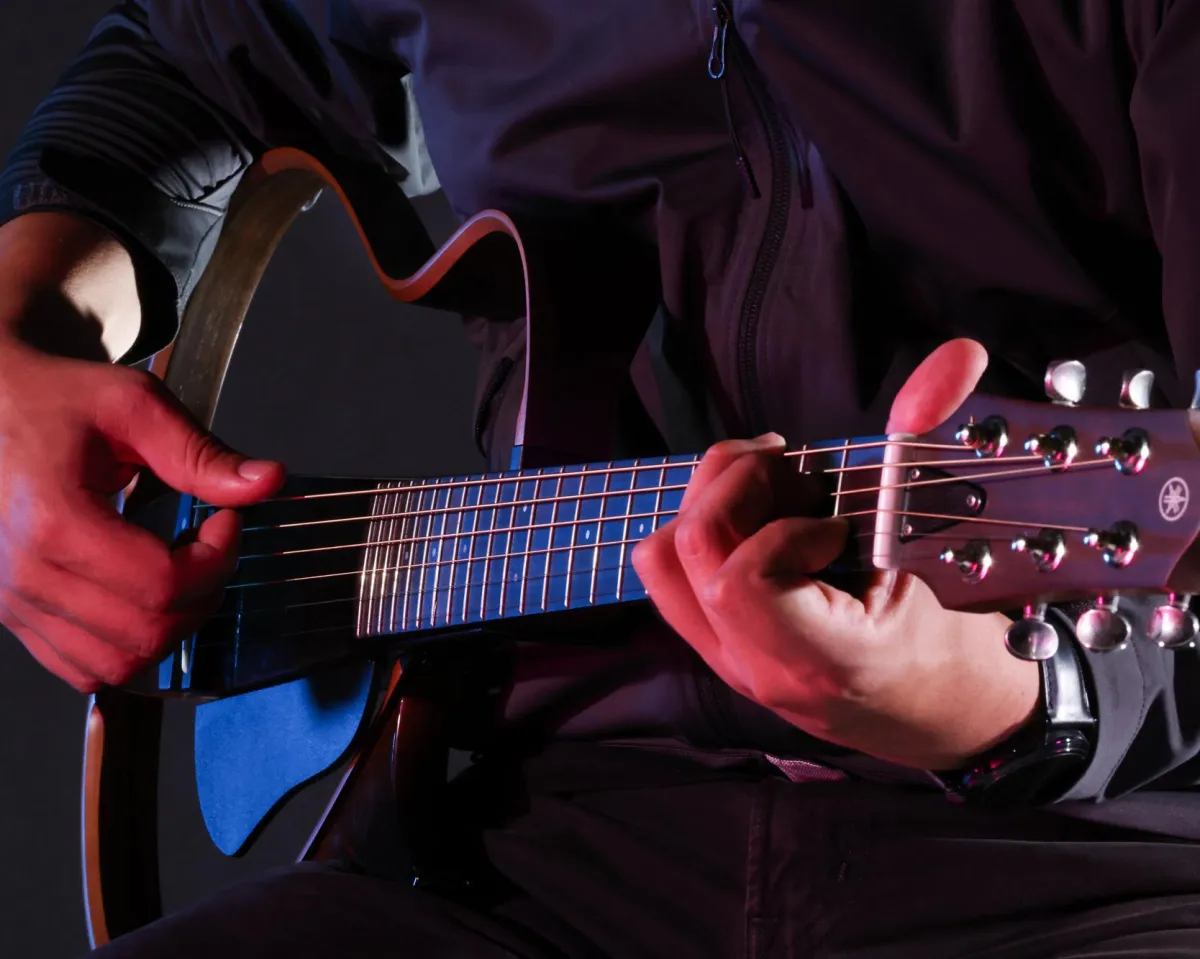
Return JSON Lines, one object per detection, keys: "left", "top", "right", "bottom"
{"left": 459, "top": 478, "right": 478, "bottom": 626}
{"left": 381, "top": 483, "right": 402, "bottom": 636}
{"left": 498, "top": 478, "right": 514, "bottom": 618}
{"left": 400, "top": 483, "right": 416, "bottom": 632}
{"left": 518, "top": 470, "right": 538, "bottom": 615}
{"left": 432, "top": 482, "right": 451, "bottom": 625}
{"left": 384, "top": 483, "right": 403, "bottom": 634}
{"left": 614, "top": 463, "right": 633, "bottom": 602}
{"left": 541, "top": 471, "right": 561, "bottom": 614}
{"left": 480, "top": 480, "right": 497, "bottom": 622}
{"left": 833, "top": 438, "right": 849, "bottom": 517}
{"left": 591, "top": 463, "right": 612, "bottom": 606}
{"left": 414, "top": 481, "right": 432, "bottom": 628}
{"left": 436, "top": 481, "right": 455, "bottom": 627}
{"left": 563, "top": 473, "right": 578, "bottom": 609}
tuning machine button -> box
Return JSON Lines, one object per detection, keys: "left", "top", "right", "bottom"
{"left": 955, "top": 415, "right": 1009, "bottom": 458}
{"left": 1025, "top": 426, "right": 1079, "bottom": 469}
{"left": 1081, "top": 521, "right": 1140, "bottom": 567}
{"left": 1005, "top": 603, "right": 1059, "bottom": 661}
{"left": 1094, "top": 428, "right": 1151, "bottom": 475}
{"left": 939, "top": 540, "right": 993, "bottom": 583}
{"left": 1075, "top": 595, "right": 1131, "bottom": 652}
{"left": 1045, "top": 359, "right": 1087, "bottom": 406}
{"left": 1119, "top": 369, "right": 1155, "bottom": 410}
{"left": 1010, "top": 528, "right": 1066, "bottom": 571}
{"left": 1149, "top": 593, "right": 1199, "bottom": 650}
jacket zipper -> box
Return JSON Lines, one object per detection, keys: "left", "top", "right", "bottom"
{"left": 708, "top": 0, "right": 795, "bottom": 435}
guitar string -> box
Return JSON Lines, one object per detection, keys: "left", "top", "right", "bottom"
{"left": 230, "top": 457, "right": 1112, "bottom": 562}
{"left": 193, "top": 525, "right": 1090, "bottom": 627}
{"left": 187, "top": 523, "right": 1100, "bottom": 653}
{"left": 213, "top": 503, "right": 1097, "bottom": 600}
{"left": 237, "top": 453, "right": 1050, "bottom": 534}
{"left": 191, "top": 438, "right": 978, "bottom": 512}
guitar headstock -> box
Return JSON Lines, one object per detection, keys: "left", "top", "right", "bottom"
{"left": 876, "top": 361, "right": 1200, "bottom": 660}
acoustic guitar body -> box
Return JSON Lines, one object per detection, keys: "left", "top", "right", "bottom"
{"left": 82, "top": 149, "right": 663, "bottom": 945}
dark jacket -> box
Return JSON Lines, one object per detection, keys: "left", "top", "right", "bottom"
{"left": 5, "top": 0, "right": 1200, "bottom": 833}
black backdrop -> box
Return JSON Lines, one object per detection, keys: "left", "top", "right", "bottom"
{"left": 0, "top": 3, "right": 484, "bottom": 955}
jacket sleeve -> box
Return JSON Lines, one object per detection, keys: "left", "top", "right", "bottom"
{"left": 1059, "top": 0, "right": 1200, "bottom": 803}
{"left": 0, "top": 0, "right": 437, "bottom": 364}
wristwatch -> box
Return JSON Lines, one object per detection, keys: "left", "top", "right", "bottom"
{"left": 933, "top": 614, "right": 1096, "bottom": 809}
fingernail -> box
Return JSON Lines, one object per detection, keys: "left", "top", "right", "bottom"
{"left": 237, "top": 459, "right": 276, "bottom": 481}
{"left": 748, "top": 432, "right": 787, "bottom": 451}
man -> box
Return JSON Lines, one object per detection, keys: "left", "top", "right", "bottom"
{"left": 2, "top": 1, "right": 1200, "bottom": 955}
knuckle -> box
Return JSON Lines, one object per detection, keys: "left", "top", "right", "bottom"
{"left": 91, "top": 651, "right": 139, "bottom": 688}
{"left": 673, "top": 514, "right": 716, "bottom": 565}
{"left": 700, "top": 566, "right": 743, "bottom": 614}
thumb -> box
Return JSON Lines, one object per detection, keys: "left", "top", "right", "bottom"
{"left": 886, "top": 338, "right": 988, "bottom": 435}
{"left": 101, "top": 377, "right": 285, "bottom": 506}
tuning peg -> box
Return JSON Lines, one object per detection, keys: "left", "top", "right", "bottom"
{"left": 1010, "top": 528, "right": 1066, "bottom": 571}
{"left": 1119, "top": 369, "right": 1154, "bottom": 410}
{"left": 1094, "top": 428, "right": 1151, "bottom": 475}
{"left": 954, "top": 415, "right": 1008, "bottom": 457}
{"left": 1045, "top": 359, "right": 1087, "bottom": 406}
{"left": 938, "top": 540, "right": 993, "bottom": 583}
{"left": 1082, "top": 521, "right": 1140, "bottom": 567}
{"left": 1005, "top": 603, "right": 1059, "bottom": 661}
{"left": 1074, "top": 595, "right": 1131, "bottom": 652}
{"left": 1025, "top": 426, "right": 1079, "bottom": 468}
{"left": 1149, "top": 593, "right": 1199, "bottom": 650}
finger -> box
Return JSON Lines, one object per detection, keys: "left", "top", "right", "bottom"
{"left": 886, "top": 338, "right": 988, "bottom": 434}
{"left": 631, "top": 526, "right": 722, "bottom": 662}
{"left": 95, "top": 372, "right": 285, "bottom": 507}
{"left": 17, "top": 492, "right": 241, "bottom": 613}
{"left": 673, "top": 450, "right": 786, "bottom": 587}
{"left": 8, "top": 548, "right": 219, "bottom": 658}
{"left": 680, "top": 433, "right": 786, "bottom": 511}
{"left": 1, "top": 600, "right": 103, "bottom": 693}
{"left": 2, "top": 589, "right": 145, "bottom": 688}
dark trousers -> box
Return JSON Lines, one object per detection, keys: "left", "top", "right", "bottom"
{"left": 92, "top": 744, "right": 1200, "bottom": 959}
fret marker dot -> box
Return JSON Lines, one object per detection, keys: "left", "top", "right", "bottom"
{"left": 638, "top": 523, "right": 645, "bottom": 534}
{"left": 585, "top": 530, "right": 592, "bottom": 540}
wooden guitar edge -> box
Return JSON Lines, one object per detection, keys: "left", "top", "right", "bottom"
{"left": 82, "top": 147, "right": 534, "bottom": 945}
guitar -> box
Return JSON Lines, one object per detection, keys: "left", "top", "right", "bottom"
{"left": 82, "top": 147, "right": 1200, "bottom": 946}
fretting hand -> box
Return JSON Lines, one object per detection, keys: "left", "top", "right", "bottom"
{"left": 632, "top": 339, "right": 1040, "bottom": 770}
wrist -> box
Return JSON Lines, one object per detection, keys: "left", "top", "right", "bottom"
{"left": 0, "top": 212, "right": 140, "bottom": 362}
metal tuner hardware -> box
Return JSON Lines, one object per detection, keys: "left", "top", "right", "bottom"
{"left": 1150, "top": 593, "right": 1199, "bottom": 650}
{"left": 1045, "top": 359, "right": 1087, "bottom": 406}
{"left": 1005, "top": 603, "right": 1059, "bottom": 662}
{"left": 1119, "top": 369, "right": 1154, "bottom": 410}
{"left": 939, "top": 540, "right": 993, "bottom": 583}
{"left": 1082, "top": 521, "right": 1140, "bottom": 568}
{"left": 955, "top": 415, "right": 1008, "bottom": 457}
{"left": 1025, "top": 426, "right": 1079, "bottom": 469}
{"left": 1010, "top": 528, "right": 1067, "bottom": 572}
{"left": 1075, "top": 595, "right": 1132, "bottom": 653}
{"left": 1095, "top": 428, "right": 1151, "bottom": 475}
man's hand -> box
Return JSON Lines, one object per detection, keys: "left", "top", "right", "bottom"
{"left": 632, "top": 339, "right": 1039, "bottom": 770}
{"left": 0, "top": 336, "right": 284, "bottom": 694}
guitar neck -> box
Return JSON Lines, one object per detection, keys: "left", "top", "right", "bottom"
{"left": 170, "top": 436, "right": 881, "bottom": 695}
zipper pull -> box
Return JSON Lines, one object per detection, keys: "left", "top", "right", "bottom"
{"left": 708, "top": 2, "right": 729, "bottom": 79}
{"left": 707, "top": 2, "right": 761, "bottom": 198}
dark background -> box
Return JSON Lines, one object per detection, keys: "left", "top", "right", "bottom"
{"left": 0, "top": 3, "right": 483, "bottom": 955}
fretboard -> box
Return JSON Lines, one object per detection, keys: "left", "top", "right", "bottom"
{"left": 175, "top": 436, "right": 883, "bottom": 695}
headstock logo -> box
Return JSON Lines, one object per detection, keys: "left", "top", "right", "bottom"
{"left": 1159, "top": 477, "right": 1190, "bottom": 522}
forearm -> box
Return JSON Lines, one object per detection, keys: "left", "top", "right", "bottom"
{"left": 0, "top": 212, "right": 140, "bottom": 362}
